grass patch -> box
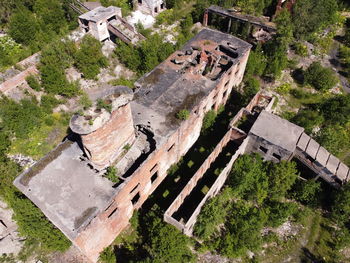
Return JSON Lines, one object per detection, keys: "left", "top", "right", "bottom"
{"left": 9, "top": 112, "right": 70, "bottom": 160}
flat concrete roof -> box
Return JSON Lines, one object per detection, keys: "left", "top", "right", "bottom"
{"left": 315, "top": 146, "right": 329, "bottom": 167}
{"left": 297, "top": 133, "right": 310, "bottom": 151}
{"left": 249, "top": 110, "right": 304, "bottom": 152}
{"left": 14, "top": 141, "right": 115, "bottom": 239}
{"left": 305, "top": 139, "right": 320, "bottom": 160}
{"left": 133, "top": 28, "right": 251, "bottom": 145}
{"left": 79, "top": 6, "right": 120, "bottom": 22}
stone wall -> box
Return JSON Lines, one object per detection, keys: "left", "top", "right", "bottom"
{"left": 0, "top": 66, "right": 38, "bottom": 94}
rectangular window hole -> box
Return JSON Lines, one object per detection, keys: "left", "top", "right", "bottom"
{"left": 150, "top": 163, "right": 158, "bottom": 173}
{"left": 108, "top": 207, "right": 118, "bottom": 218}
{"left": 151, "top": 172, "right": 158, "bottom": 184}
{"left": 130, "top": 183, "right": 140, "bottom": 194}
{"left": 259, "top": 146, "right": 268, "bottom": 153}
{"left": 272, "top": 153, "right": 281, "bottom": 161}
{"left": 168, "top": 143, "right": 175, "bottom": 152}
{"left": 132, "top": 192, "right": 140, "bottom": 205}
{"left": 225, "top": 80, "right": 230, "bottom": 87}
{"left": 223, "top": 90, "right": 227, "bottom": 98}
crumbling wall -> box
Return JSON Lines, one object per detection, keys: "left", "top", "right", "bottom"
{"left": 0, "top": 66, "right": 38, "bottom": 94}
{"left": 164, "top": 128, "right": 249, "bottom": 235}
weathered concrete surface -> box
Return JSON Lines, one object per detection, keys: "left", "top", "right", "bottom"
{"left": 305, "top": 139, "right": 320, "bottom": 160}
{"left": 0, "top": 66, "right": 38, "bottom": 94}
{"left": 326, "top": 155, "right": 340, "bottom": 175}
{"left": 14, "top": 142, "right": 115, "bottom": 240}
{"left": 336, "top": 162, "right": 349, "bottom": 181}
{"left": 0, "top": 199, "right": 23, "bottom": 255}
{"left": 135, "top": 0, "right": 166, "bottom": 16}
{"left": 249, "top": 110, "right": 304, "bottom": 153}
{"left": 297, "top": 133, "right": 310, "bottom": 151}
{"left": 315, "top": 146, "right": 329, "bottom": 167}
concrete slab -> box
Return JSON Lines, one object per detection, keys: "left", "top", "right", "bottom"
{"left": 305, "top": 139, "right": 319, "bottom": 159}
{"left": 297, "top": 132, "right": 310, "bottom": 151}
{"left": 315, "top": 146, "right": 329, "bottom": 167}
{"left": 249, "top": 111, "right": 304, "bottom": 153}
{"left": 14, "top": 141, "right": 115, "bottom": 240}
{"left": 326, "top": 155, "right": 340, "bottom": 175}
{"left": 336, "top": 162, "right": 349, "bottom": 181}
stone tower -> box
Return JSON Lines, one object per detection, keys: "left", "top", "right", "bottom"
{"left": 70, "top": 86, "right": 135, "bottom": 169}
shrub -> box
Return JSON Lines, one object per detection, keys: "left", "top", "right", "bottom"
{"left": 304, "top": 62, "right": 338, "bottom": 91}
{"left": 176, "top": 109, "right": 189, "bottom": 120}
{"left": 104, "top": 167, "right": 119, "bottom": 183}
{"left": 276, "top": 83, "right": 291, "bottom": 95}
{"left": 79, "top": 92, "right": 92, "bottom": 110}
{"left": 293, "top": 42, "right": 308, "bottom": 56}
{"left": 75, "top": 35, "right": 108, "bottom": 79}
{"left": 201, "top": 110, "right": 217, "bottom": 133}
{"left": 97, "top": 99, "right": 112, "bottom": 113}
{"left": 26, "top": 74, "right": 41, "bottom": 91}
{"left": 99, "top": 246, "right": 116, "bottom": 263}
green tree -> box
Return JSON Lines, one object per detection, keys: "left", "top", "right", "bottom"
{"left": 75, "top": 35, "right": 108, "bottom": 79}
{"left": 201, "top": 110, "right": 217, "bottom": 133}
{"left": 8, "top": 8, "right": 38, "bottom": 45}
{"left": 332, "top": 184, "right": 350, "bottom": 225}
{"left": 194, "top": 188, "right": 232, "bottom": 239}
{"left": 291, "top": 109, "right": 325, "bottom": 134}
{"left": 99, "top": 246, "right": 116, "bottom": 263}
{"left": 228, "top": 154, "right": 269, "bottom": 205}
{"left": 243, "top": 76, "right": 260, "bottom": 103}
{"left": 292, "top": 0, "right": 338, "bottom": 39}
{"left": 316, "top": 125, "right": 350, "bottom": 156}
{"left": 245, "top": 45, "right": 267, "bottom": 77}
{"left": 319, "top": 94, "right": 350, "bottom": 125}
{"left": 305, "top": 62, "right": 338, "bottom": 91}
{"left": 267, "top": 161, "right": 299, "bottom": 201}
{"left": 34, "top": 0, "right": 67, "bottom": 34}
{"left": 143, "top": 206, "right": 195, "bottom": 263}
{"left": 39, "top": 39, "right": 79, "bottom": 97}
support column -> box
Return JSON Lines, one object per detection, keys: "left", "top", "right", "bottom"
{"left": 227, "top": 18, "right": 232, "bottom": 33}
{"left": 203, "top": 10, "right": 209, "bottom": 27}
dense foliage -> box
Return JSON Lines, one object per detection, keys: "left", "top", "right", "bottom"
{"left": 194, "top": 154, "right": 300, "bottom": 258}
{"left": 0, "top": 97, "right": 71, "bottom": 254}
{"left": 39, "top": 39, "right": 79, "bottom": 97}
{"left": 304, "top": 62, "right": 338, "bottom": 91}
{"left": 75, "top": 35, "right": 108, "bottom": 79}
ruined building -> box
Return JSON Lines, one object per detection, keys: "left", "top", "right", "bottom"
{"left": 204, "top": 5, "right": 277, "bottom": 42}
{"left": 14, "top": 28, "right": 251, "bottom": 262}
{"left": 78, "top": 6, "right": 145, "bottom": 44}
{"left": 134, "top": 0, "right": 166, "bottom": 16}
{"left": 165, "top": 96, "right": 350, "bottom": 236}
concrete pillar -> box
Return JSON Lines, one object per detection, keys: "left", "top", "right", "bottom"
{"left": 227, "top": 18, "right": 232, "bottom": 33}
{"left": 203, "top": 10, "right": 209, "bottom": 27}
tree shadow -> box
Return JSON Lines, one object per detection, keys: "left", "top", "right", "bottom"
{"left": 300, "top": 247, "right": 325, "bottom": 263}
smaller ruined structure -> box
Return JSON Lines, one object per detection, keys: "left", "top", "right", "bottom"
{"left": 78, "top": 6, "right": 145, "bottom": 44}
{"left": 204, "top": 5, "right": 277, "bottom": 42}
{"left": 134, "top": 0, "right": 166, "bottom": 16}
{"left": 246, "top": 110, "right": 350, "bottom": 186}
